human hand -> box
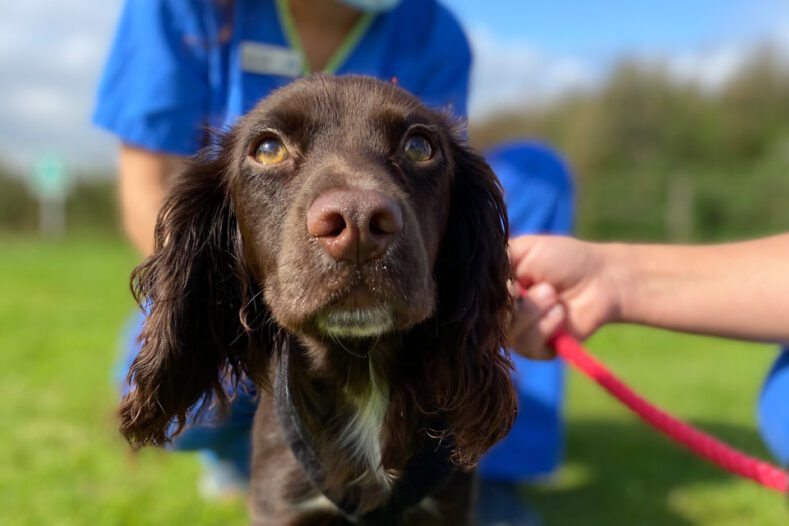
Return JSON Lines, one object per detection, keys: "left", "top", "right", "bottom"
{"left": 509, "top": 281, "right": 564, "bottom": 360}
{"left": 507, "top": 236, "right": 623, "bottom": 359}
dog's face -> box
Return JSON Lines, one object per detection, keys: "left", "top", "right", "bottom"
{"left": 229, "top": 77, "right": 452, "bottom": 342}
{"left": 122, "top": 75, "right": 515, "bottom": 467}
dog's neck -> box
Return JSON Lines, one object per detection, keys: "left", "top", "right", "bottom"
{"left": 276, "top": 337, "right": 399, "bottom": 515}
{"left": 274, "top": 335, "right": 458, "bottom": 519}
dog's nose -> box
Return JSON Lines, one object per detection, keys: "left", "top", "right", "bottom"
{"left": 307, "top": 189, "right": 403, "bottom": 263}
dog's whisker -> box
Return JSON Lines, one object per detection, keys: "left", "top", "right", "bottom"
{"left": 329, "top": 333, "right": 369, "bottom": 360}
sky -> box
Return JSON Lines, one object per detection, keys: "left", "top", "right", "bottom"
{"left": 1, "top": 0, "right": 788, "bottom": 174}
{"left": 447, "top": 0, "right": 789, "bottom": 58}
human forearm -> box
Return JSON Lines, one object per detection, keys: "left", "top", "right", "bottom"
{"left": 118, "top": 145, "right": 186, "bottom": 256}
{"left": 608, "top": 235, "right": 789, "bottom": 343}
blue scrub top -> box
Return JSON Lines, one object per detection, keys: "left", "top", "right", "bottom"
{"left": 93, "top": 0, "right": 470, "bottom": 155}
{"left": 98, "top": 0, "right": 574, "bottom": 481}
{"left": 479, "top": 141, "right": 575, "bottom": 480}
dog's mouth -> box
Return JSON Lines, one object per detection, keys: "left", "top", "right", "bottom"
{"left": 315, "top": 305, "right": 394, "bottom": 339}
{"left": 312, "top": 281, "right": 397, "bottom": 339}
{"left": 283, "top": 267, "right": 432, "bottom": 342}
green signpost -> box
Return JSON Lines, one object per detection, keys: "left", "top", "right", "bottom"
{"left": 31, "top": 154, "right": 69, "bottom": 236}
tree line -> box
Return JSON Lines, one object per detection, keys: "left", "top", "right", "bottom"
{"left": 471, "top": 47, "right": 789, "bottom": 241}
{"left": 2, "top": 47, "right": 788, "bottom": 241}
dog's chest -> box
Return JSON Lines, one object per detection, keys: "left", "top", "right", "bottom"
{"left": 338, "top": 368, "right": 393, "bottom": 488}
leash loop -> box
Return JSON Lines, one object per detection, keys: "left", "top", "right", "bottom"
{"left": 550, "top": 329, "right": 788, "bottom": 493}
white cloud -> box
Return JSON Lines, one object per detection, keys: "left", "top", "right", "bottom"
{"left": 0, "top": 0, "right": 121, "bottom": 173}
{"left": 11, "top": 85, "right": 75, "bottom": 121}
{"left": 467, "top": 27, "right": 601, "bottom": 120}
{"left": 467, "top": 23, "right": 789, "bottom": 120}
{"left": 669, "top": 46, "right": 748, "bottom": 91}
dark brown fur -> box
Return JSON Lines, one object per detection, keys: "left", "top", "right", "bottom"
{"left": 121, "top": 75, "right": 516, "bottom": 525}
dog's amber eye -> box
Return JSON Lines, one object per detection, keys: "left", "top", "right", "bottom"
{"left": 254, "top": 138, "right": 288, "bottom": 165}
{"left": 403, "top": 135, "right": 433, "bottom": 162}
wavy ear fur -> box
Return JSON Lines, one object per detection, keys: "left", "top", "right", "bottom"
{"left": 430, "top": 140, "right": 517, "bottom": 466}
{"left": 120, "top": 146, "right": 272, "bottom": 447}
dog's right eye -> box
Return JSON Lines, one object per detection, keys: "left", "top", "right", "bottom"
{"left": 403, "top": 134, "right": 433, "bottom": 162}
{"left": 254, "top": 138, "right": 288, "bottom": 165}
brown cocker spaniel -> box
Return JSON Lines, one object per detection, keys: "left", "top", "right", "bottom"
{"left": 121, "top": 75, "right": 516, "bottom": 526}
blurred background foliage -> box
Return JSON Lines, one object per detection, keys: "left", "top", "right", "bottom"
{"left": 470, "top": 46, "right": 789, "bottom": 242}
{"left": 0, "top": 166, "right": 117, "bottom": 236}
{"left": 3, "top": 48, "right": 788, "bottom": 243}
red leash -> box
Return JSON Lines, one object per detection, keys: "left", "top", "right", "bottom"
{"left": 549, "top": 329, "right": 788, "bottom": 492}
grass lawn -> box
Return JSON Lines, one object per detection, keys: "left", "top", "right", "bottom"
{"left": 1, "top": 234, "right": 786, "bottom": 525}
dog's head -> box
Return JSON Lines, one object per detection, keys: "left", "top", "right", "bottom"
{"left": 122, "top": 75, "right": 515, "bottom": 466}
{"left": 233, "top": 76, "right": 452, "bottom": 347}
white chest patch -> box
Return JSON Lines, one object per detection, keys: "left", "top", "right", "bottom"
{"left": 293, "top": 493, "right": 336, "bottom": 514}
{"left": 338, "top": 362, "right": 391, "bottom": 488}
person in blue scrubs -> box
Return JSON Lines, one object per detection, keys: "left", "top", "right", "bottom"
{"left": 95, "top": 0, "right": 575, "bottom": 518}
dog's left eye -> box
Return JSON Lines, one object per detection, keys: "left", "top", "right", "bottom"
{"left": 254, "top": 138, "right": 288, "bottom": 165}
{"left": 403, "top": 134, "right": 433, "bottom": 162}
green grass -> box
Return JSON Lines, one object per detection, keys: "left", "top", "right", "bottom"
{"left": 0, "top": 235, "right": 246, "bottom": 526}
{"left": 526, "top": 330, "right": 786, "bottom": 525}
{"left": 1, "top": 235, "right": 786, "bottom": 525}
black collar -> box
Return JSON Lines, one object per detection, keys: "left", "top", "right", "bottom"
{"left": 273, "top": 345, "right": 456, "bottom": 522}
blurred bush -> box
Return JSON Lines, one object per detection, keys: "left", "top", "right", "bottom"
{"left": 66, "top": 176, "right": 119, "bottom": 235}
{"left": 0, "top": 169, "right": 37, "bottom": 231}
{"left": 472, "top": 46, "right": 789, "bottom": 241}
{"left": 0, "top": 166, "right": 119, "bottom": 236}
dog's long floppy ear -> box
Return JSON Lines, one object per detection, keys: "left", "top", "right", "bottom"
{"left": 120, "top": 145, "right": 272, "bottom": 448}
{"left": 431, "top": 139, "right": 517, "bottom": 467}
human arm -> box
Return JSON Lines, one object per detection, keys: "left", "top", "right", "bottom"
{"left": 118, "top": 144, "right": 186, "bottom": 256}
{"left": 509, "top": 234, "right": 789, "bottom": 358}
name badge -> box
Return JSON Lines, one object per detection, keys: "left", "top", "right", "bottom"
{"left": 240, "top": 41, "right": 304, "bottom": 78}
